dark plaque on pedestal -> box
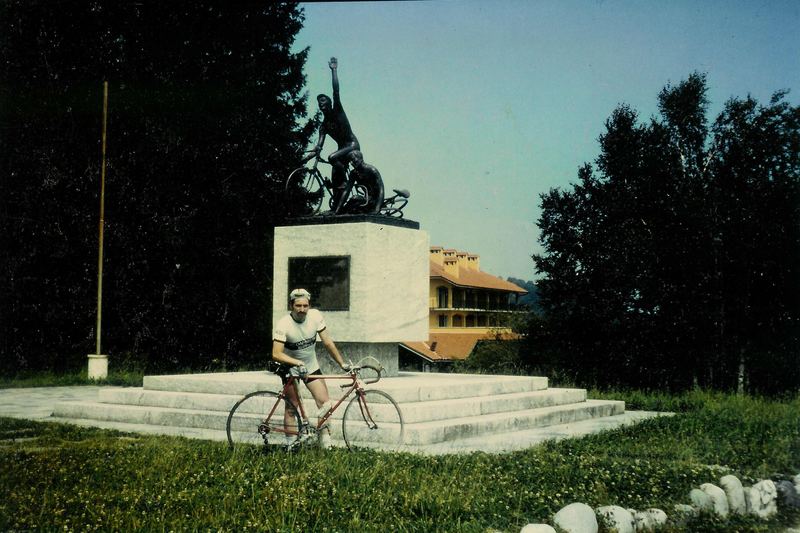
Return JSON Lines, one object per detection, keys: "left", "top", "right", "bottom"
{"left": 287, "top": 256, "right": 350, "bottom": 311}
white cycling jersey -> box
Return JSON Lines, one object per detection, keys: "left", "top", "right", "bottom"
{"left": 272, "top": 308, "right": 327, "bottom": 373}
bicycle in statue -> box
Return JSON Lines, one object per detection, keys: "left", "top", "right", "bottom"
{"left": 285, "top": 151, "right": 409, "bottom": 218}
{"left": 226, "top": 358, "right": 405, "bottom": 451}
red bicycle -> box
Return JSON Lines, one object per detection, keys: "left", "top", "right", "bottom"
{"left": 226, "top": 360, "right": 404, "bottom": 451}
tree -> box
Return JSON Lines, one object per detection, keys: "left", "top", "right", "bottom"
{"left": 0, "top": 2, "right": 315, "bottom": 374}
{"left": 534, "top": 74, "right": 800, "bottom": 394}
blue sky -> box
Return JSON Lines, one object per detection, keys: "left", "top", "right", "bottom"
{"left": 294, "top": 0, "right": 800, "bottom": 281}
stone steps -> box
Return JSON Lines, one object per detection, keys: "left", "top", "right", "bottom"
{"left": 50, "top": 371, "right": 627, "bottom": 450}
{"left": 140, "top": 371, "right": 549, "bottom": 401}
{"left": 52, "top": 396, "right": 623, "bottom": 447}
{"left": 404, "top": 399, "right": 624, "bottom": 445}
{"left": 94, "top": 386, "right": 587, "bottom": 424}
{"left": 49, "top": 408, "right": 652, "bottom": 456}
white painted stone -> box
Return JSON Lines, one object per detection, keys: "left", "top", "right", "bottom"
{"left": 520, "top": 524, "right": 556, "bottom": 533}
{"left": 690, "top": 488, "right": 714, "bottom": 512}
{"left": 553, "top": 502, "right": 598, "bottom": 533}
{"left": 700, "top": 483, "right": 729, "bottom": 518}
{"left": 595, "top": 505, "right": 634, "bottom": 533}
{"left": 273, "top": 222, "right": 429, "bottom": 345}
{"left": 673, "top": 503, "right": 697, "bottom": 516}
{"left": 640, "top": 508, "right": 667, "bottom": 530}
{"left": 745, "top": 480, "right": 778, "bottom": 518}
{"left": 720, "top": 475, "right": 746, "bottom": 515}
{"left": 632, "top": 509, "right": 667, "bottom": 531}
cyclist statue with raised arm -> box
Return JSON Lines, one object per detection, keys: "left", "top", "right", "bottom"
{"left": 306, "top": 57, "right": 360, "bottom": 214}
{"left": 271, "top": 288, "right": 351, "bottom": 449}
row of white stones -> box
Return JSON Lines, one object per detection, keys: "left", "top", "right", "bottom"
{"left": 517, "top": 472, "right": 800, "bottom": 533}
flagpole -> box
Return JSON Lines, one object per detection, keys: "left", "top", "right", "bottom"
{"left": 88, "top": 81, "right": 109, "bottom": 379}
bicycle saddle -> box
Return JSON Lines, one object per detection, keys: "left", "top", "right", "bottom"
{"left": 393, "top": 189, "right": 410, "bottom": 198}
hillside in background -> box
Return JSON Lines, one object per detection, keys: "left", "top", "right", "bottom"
{"left": 508, "top": 278, "right": 541, "bottom": 313}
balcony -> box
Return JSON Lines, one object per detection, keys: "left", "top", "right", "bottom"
{"left": 430, "top": 303, "right": 529, "bottom": 313}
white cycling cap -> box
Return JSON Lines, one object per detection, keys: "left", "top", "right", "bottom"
{"left": 289, "top": 288, "right": 311, "bottom": 302}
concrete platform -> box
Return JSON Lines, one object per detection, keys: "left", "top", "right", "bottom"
{"left": 1, "top": 372, "right": 667, "bottom": 454}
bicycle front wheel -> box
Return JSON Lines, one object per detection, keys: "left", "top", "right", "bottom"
{"left": 226, "top": 390, "right": 300, "bottom": 450}
{"left": 342, "top": 390, "right": 404, "bottom": 450}
{"left": 285, "top": 167, "right": 324, "bottom": 216}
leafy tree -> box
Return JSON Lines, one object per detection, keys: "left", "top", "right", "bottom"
{"left": 0, "top": 2, "right": 315, "bottom": 374}
{"left": 534, "top": 73, "right": 800, "bottom": 394}
{"left": 506, "top": 277, "right": 541, "bottom": 313}
{"left": 453, "top": 339, "right": 528, "bottom": 376}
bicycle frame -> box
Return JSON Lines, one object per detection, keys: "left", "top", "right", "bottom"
{"left": 265, "top": 371, "right": 371, "bottom": 439}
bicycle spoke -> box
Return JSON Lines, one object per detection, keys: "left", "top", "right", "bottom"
{"left": 226, "top": 390, "right": 300, "bottom": 450}
{"left": 342, "top": 390, "right": 404, "bottom": 449}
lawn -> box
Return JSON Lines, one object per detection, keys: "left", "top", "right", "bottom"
{"left": 0, "top": 391, "right": 798, "bottom": 532}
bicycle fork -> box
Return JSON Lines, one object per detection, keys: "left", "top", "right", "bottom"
{"left": 356, "top": 391, "right": 379, "bottom": 430}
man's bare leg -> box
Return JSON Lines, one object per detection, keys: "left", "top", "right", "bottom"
{"left": 306, "top": 378, "right": 333, "bottom": 448}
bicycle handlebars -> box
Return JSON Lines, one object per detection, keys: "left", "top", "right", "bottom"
{"left": 302, "top": 149, "right": 330, "bottom": 165}
{"left": 338, "top": 364, "right": 382, "bottom": 388}
{"left": 359, "top": 364, "right": 382, "bottom": 385}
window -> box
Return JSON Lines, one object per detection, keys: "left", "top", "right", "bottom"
{"left": 452, "top": 315, "right": 463, "bottom": 327}
{"left": 438, "top": 314, "right": 448, "bottom": 328}
{"left": 466, "top": 315, "right": 475, "bottom": 327}
{"left": 437, "top": 286, "right": 449, "bottom": 308}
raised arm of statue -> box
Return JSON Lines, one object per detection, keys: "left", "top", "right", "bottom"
{"left": 329, "top": 57, "right": 340, "bottom": 101}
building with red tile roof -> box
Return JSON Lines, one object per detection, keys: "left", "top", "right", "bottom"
{"left": 400, "top": 247, "right": 528, "bottom": 371}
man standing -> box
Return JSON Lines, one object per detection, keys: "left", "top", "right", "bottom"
{"left": 307, "top": 57, "right": 360, "bottom": 213}
{"left": 272, "top": 288, "right": 350, "bottom": 449}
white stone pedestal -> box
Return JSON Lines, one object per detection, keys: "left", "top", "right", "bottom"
{"left": 87, "top": 354, "right": 108, "bottom": 380}
{"left": 273, "top": 218, "right": 429, "bottom": 376}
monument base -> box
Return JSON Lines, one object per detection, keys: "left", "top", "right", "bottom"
{"left": 87, "top": 354, "right": 108, "bottom": 380}
{"left": 315, "top": 342, "right": 399, "bottom": 377}
{"left": 273, "top": 220, "right": 429, "bottom": 377}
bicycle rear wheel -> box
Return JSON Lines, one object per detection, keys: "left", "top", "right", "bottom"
{"left": 286, "top": 168, "right": 324, "bottom": 216}
{"left": 342, "top": 389, "right": 404, "bottom": 450}
{"left": 226, "top": 390, "right": 300, "bottom": 451}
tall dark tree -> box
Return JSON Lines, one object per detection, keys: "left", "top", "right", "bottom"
{"left": 533, "top": 74, "right": 800, "bottom": 393}
{"left": 1, "top": 2, "right": 315, "bottom": 374}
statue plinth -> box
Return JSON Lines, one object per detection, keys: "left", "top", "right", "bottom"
{"left": 283, "top": 214, "right": 419, "bottom": 230}
{"left": 273, "top": 219, "right": 429, "bottom": 376}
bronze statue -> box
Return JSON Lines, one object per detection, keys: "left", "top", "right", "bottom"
{"left": 286, "top": 57, "right": 409, "bottom": 219}
{"left": 308, "top": 57, "right": 360, "bottom": 213}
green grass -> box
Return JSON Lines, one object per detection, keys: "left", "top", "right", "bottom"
{"left": 0, "top": 361, "right": 269, "bottom": 389}
{"left": 0, "top": 368, "right": 145, "bottom": 388}
{"left": 0, "top": 391, "right": 798, "bottom": 532}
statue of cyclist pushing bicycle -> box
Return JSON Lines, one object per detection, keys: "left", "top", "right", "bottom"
{"left": 285, "top": 57, "right": 410, "bottom": 218}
